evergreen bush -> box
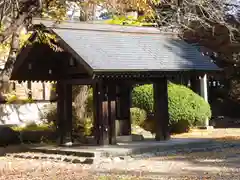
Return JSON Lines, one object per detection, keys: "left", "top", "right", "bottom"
{"left": 132, "top": 83, "right": 212, "bottom": 133}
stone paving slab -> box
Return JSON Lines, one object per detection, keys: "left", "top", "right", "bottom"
{"left": 0, "top": 144, "right": 29, "bottom": 156}
{"left": 27, "top": 138, "right": 214, "bottom": 158}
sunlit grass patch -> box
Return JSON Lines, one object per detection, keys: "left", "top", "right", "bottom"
{"left": 11, "top": 122, "right": 54, "bottom": 132}
{"left": 172, "top": 128, "right": 240, "bottom": 139}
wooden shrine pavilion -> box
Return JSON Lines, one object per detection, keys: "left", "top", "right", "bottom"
{"left": 10, "top": 19, "right": 220, "bottom": 146}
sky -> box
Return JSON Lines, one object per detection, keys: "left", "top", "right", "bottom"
{"left": 66, "top": 2, "right": 107, "bottom": 20}
{"left": 226, "top": 0, "right": 240, "bottom": 16}
{"left": 66, "top": 0, "right": 240, "bottom": 20}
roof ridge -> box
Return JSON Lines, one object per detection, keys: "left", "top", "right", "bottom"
{"left": 32, "top": 18, "right": 179, "bottom": 36}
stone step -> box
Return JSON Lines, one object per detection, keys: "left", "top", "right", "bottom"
{"left": 6, "top": 152, "right": 94, "bottom": 164}
{"left": 29, "top": 146, "right": 96, "bottom": 158}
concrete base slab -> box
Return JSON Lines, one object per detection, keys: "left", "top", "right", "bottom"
{"left": 85, "top": 135, "right": 144, "bottom": 144}
{"left": 116, "top": 134, "right": 144, "bottom": 142}
{"left": 0, "top": 144, "right": 28, "bottom": 156}
{"left": 198, "top": 126, "right": 214, "bottom": 130}
{"left": 27, "top": 138, "right": 213, "bottom": 158}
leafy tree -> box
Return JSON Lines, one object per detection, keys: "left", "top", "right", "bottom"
{"left": 1, "top": 0, "right": 240, "bottom": 114}
{"left": 105, "top": 15, "right": 154, "bottom": 26}
{"left": 0, "top": 0, "right": 238, "bottom": 67}
{"left": 105, "top": 0, "right": 240, "bottom": 115}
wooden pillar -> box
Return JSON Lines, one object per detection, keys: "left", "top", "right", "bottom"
{"left": 116, "top": 84, "right": 131, "bottom": 136}
{"left": 108, "top": 84, "right": 117, "bottom": 145}
{"left": 56, "top": 81, "right": 73, "bottom": 145}
{"left": 171, "top": 75, "right": 189, "bottom": 87}
{"left": 181, "top": 75, "right": 190, "bottom": 86}
{"left": 56, "top": 81, "right": 64, "bottom": 144}
{"left": 153, "top": 77, "right": 170, "bottom": 141}
{"left": 63, "top": 84, "right": 73, "bottom": 144}
{"left": 102, "top": 87, "right": 109, "bottom": 145}
{"left": 190, "top": 76, "right": 201, "bottom": 95}
{"left": 171, "top": 76, "right": 181, "bottom": 84}
{"left": 92, "top": 83, "right": 100, "bottom": 145}
{"left": 93, "top": 81, "right": 110, "bottom": 145}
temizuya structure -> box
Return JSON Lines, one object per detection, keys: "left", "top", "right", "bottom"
{"left": 10, "top": 19, "right": 220, "bottom": 146}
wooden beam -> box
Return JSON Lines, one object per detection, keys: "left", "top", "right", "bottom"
{"left": 65, "top": 78, "right": 96, "bottom": 85}
{"left": 153, "top": 77, "right": 170, "bottom": 141}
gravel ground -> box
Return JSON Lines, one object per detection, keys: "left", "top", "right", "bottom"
{"left": 0, "top": 145, "right": 240, "bottom": 180}
{"left": 0, "top": 129, "right": 240, "bottom": 180}
{"left": 172, "top": 128, "right": 240, "bottom": 139}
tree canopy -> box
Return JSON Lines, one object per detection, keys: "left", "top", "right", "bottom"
{"left": 0, "top": 0, "right": 240, "bottom": 106}
{"left": 0, "top": 0, "right": 238, "bottom": 80}
{"left": 0, "top": 0, "right": 239, "bottom": 43}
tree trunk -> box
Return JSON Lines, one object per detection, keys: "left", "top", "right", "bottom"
{"left": 72, "top": 85, "right": 90, "bottom": 134}
{"left": 2, "top": 29, "right": 21, "bottom": 80}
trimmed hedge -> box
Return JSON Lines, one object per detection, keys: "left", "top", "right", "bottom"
{"left": 130, "top": 107, "right": 147, "bottom": 126}
{"left": 168, "top": 83, "right": 211, "bottom": 126}
{"left": 132, "top": 83, "right": 212, "bottom": 133}
{"left": 132, "top": 85, "right": 154, "bottom": 113}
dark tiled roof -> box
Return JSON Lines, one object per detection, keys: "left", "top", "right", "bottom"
{"left": 33, "top": 19, "right": 220, "bottom": 72}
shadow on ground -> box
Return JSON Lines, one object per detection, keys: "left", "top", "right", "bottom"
{"left": 93, "top": 143, "right": 240, "bottom": 179}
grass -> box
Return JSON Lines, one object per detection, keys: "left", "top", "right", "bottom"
{"left": 11, "top": 123, "right": 54, "bottom": 132}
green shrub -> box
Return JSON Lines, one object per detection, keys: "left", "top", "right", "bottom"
{"left": 132, "top": 85, "right": 154, "bottom": 113}
{"left": 12, "top": 122, "right": 53, "bottom": 132}
{"left": 132, "top": 83, "right": 212, "bottom": 133}
{"left": 168, "top": 83, "right": 211, "bottom": 127}
{"left": 169, "top": 119, "right": 190, "bottom": 134}
{"left": 130, "top": 107, "right": 147, "bottom": 126}
{"left": 11, "top": 122, "right": 56, "bottom": 144}
{"left": 83, "top": 117, "right": 93, "bottom": 136}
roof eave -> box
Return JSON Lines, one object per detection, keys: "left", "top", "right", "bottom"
{"left": 48, "top": 30, "right": 94, "bottom": 77}
{"left": 91, "top": 68, "right": 222, "bottom": 79}
{"left": 92, "top": 68, "right": 222, "bottom": 73}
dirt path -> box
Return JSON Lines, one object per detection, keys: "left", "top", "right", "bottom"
{"left": 92, "top": 146, "right": 240, "bottom": 178}
{"left": 0, "top": 145, "right": 239, "bottom": 180}
{"left": 0, "top": 128, "right": 239, "bottom": 180}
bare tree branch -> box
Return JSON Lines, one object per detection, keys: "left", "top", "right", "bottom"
{"left": 0, "top": 0, "right": 43, "bottom": 81}
{"left": 0, "top": 0, "right": 43, "bottom": 43}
